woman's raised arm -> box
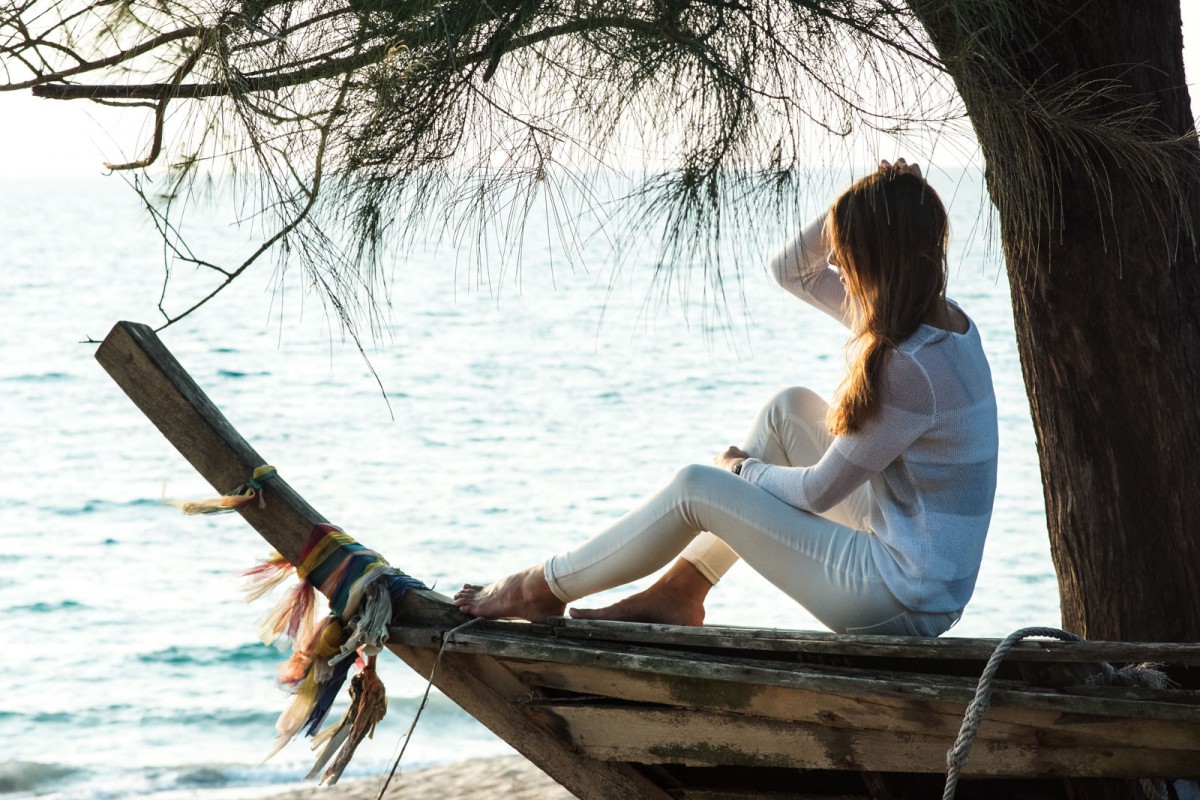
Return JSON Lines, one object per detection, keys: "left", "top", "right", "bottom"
{"left": 768, "top": 215, "right": 851, "bottom": 327}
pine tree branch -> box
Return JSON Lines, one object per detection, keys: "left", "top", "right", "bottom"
{"left": 30, "top": 41, "right": 392, "bottom": 99}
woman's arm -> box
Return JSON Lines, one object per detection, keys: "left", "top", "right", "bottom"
{"left": 736, "top": 352, "right": 936, "bottom": 512}
{"left": 768, "top": 215, "right": 851, "bottom": 327}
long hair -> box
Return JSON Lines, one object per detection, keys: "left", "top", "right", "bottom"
{"left": 826, "top": 166, "right": 949, "bottom": 435}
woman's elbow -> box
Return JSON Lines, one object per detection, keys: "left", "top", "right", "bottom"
{"left": 805, "top": 495, "right": 837, "bottom": 514}
{"left": 801, "top": 486, "right": 844, "bottom": 514}
{"left": 766, "top": 254, "right": 791, "bottom": 287}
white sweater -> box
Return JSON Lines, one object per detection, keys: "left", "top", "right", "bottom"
{"left": 739, "top": 219, "right": 999, "bottom": 613}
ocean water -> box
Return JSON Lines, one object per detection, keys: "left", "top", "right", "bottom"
{"left": 0, "top": 173, "right": 1055, "bottom": 799}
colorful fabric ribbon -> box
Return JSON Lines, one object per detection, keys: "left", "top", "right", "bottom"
{"left": 242, "top": 521, "right": 427, "bottom": 783}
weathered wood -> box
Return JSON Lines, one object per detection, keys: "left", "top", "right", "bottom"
{"left": 502, "top": 660, "right": 1200, "bottom": 753}
{"left": 542, "top": 704, "right": 1200, "bottom": 778}
{"left": 389, "top": 623, "right": 1200, "bottom": 778}
{"left": 388, "top": 626, "right": 1200, "bottom": 724}
{"left": 95, "top": 321, "right": 461, "bottom": 624}
{"left": 549, "top": 618, "right": 1200, "bottom": 666}
{"left": 96, "top": 321, "right": 323, "bottom": 564}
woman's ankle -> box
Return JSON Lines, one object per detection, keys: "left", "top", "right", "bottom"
{"left": 661, "top": 558, "right": 715, "bottom": 600}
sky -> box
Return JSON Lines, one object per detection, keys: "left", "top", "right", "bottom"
{"left": 1, "top": 6, "right": 1198, "bottom": 178}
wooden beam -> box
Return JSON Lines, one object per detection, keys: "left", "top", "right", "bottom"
{"left": 95, "top": 320, "right": 459, "bottom": 623}
{"left": 549, "top": 618, "right": 1200, "bottom": 666}
{"left": 96, "top": 320, "right": 322, "bottom": 564}
{"left": 542, "top": 704, "right": 1200, "bottom": 779}
{"left": 504, "top": 660, "right": 1200, "bottom": 754}
{"left": 389, "top": 626, "right": 1200, "bottom": 724}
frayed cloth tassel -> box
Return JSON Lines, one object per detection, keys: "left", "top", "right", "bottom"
{"left": 306, "top": 658, "right": 388, "bottom": 785}
{"left": 165, "top": 465, "right": 278, "bottom": 515}
{"left": 237, "top": 524, "right": 428, "bottom": 780}
{"left": 266, "top": 618, "right": 351, "bottom": 759}
{"left": 278, "top": 617, "right": 342, "bottom": 687}
{"left": 256, "top": 579, "right": 316, "bottom": 647}
{"left": 303, "top": 655, "right": 355, "bottom": 738}
{"left": 330, "top": 579, "right": 394, "bottom": 666}
{"left": 266, "top": 671, "right": 320, "bottom": 760}
{"left": 308, "top": 618, "right": 345, "bottom": 686}
{"left": 243, "top": 552, "right": 295, "bottom": 603}
{"left": 168, "top": 494, "right": 259, "bottom": 515}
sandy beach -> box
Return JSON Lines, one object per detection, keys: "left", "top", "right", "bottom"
{"left": 239, "top": 756, "right": 576, "bottom": 800}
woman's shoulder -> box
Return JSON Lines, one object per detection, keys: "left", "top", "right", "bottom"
{"left": 893, "top": 308, "right": 995, "bottom": 408}
{"left": 917, "top": 299, "right": 972, "bottom": 337}
{"left": 879, "top": 346, "right": 937, "bottom": 414}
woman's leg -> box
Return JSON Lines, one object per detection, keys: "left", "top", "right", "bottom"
{"left": 680, "top": 387, "right": 873, "bottom": 585}
{"left": 460, "top": 462, "right": 906, "bottom": 631}
{"left": 567, "top": 554, "right": 714, "bottom": 625}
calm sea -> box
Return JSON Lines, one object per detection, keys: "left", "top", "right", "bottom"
{"left": 0, "top": 173, "right": 1055, "bottom": 799}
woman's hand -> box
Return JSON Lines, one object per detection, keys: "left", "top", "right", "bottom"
{"left": 881, "top": 158, "right": 923, "bottom": 179}
{"left": 714, "top": 446, "right": 750, "bottom": 472}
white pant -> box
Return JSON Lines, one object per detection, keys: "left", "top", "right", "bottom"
{"left": 543, "top": 388, "right": 960, "bottom": 636}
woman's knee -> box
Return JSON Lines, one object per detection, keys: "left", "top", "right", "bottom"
{"left": 765, "top": 386, "right": 828, "bottom": 424}
{"left": 672, "top": 463, "right": 728, "bottom": 492}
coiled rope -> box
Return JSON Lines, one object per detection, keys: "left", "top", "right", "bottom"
{"left": 943, "top": 626, "right": 1172, "bottom": 800}
{"left": 943, "top": 627, "right": 1084, "bottom": 800}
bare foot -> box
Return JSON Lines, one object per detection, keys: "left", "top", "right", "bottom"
{"left": 453, "top": 564, "right": 565, "bottom": 622}
{"left": 570, "top": 558, "right": 712, "bottom": 626}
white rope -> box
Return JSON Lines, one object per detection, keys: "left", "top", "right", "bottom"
{"left": 943, "top": 626, "right": 1083, "bottom": 800}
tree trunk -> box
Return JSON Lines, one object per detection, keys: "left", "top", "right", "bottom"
{"left": 912, "top": 0, "right": 1200, "bottom": 642}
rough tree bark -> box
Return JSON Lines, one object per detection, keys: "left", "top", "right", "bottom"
{"left": 913, "top": 0, "right": 1200, "bottom": 643}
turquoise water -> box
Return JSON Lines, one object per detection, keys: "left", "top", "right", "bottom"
{"left": 0, "top": 174, "right": 1055, "bottom": 799}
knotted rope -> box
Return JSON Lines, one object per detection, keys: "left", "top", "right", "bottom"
{"left": 166, "top": 464, "right": 279, "bottom": 514}
{"left": 943, "top": 627, "right": 1171, "bottom": 800}
{"left": 943, "top": 627, "right": 1081, "bottom": 799}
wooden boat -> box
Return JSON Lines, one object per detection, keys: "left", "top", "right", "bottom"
{"left": 97, "top": 321, "right": 1200, "bottom": 799}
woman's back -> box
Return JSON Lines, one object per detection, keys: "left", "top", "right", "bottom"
{"left": 865, "top": 316, "right": 998, "bottom": 613}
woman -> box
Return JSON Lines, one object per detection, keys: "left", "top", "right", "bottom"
{"left": 455, "top": 159, "right": 998, "bottom": 637}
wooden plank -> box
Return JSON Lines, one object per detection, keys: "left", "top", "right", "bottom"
{"left": 387, "top": 626, "right": 1200, "bottom": 723}
{"left": 548, "top": 618, "right": 1200, "bottom": 666}
{"left": 387, "top": 625, "right": 1015, "bottom": 698}
{"left": 95, "top": 321, "right": 666, "bottom": 800}
{"left": 541, "top": 704, "right": 1200, "bottom": 779}
{"left": 503, "top": 659, "right": 1200, "bottom": 753}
